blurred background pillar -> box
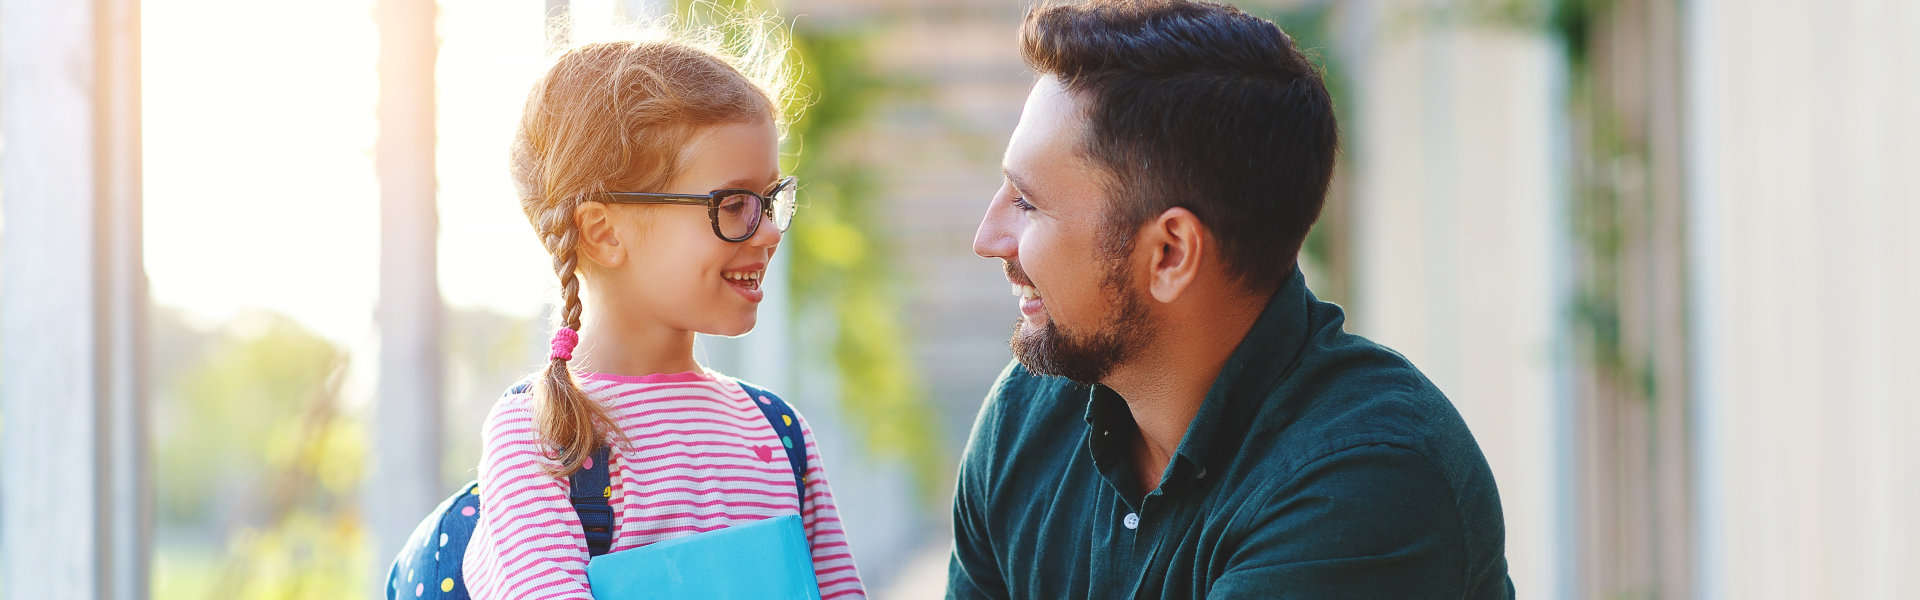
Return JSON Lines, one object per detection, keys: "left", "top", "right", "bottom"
{"left": 1687, "top": 1, "right": 1920, "bottom": 598}
{"left": 0, "top": 0, "right": 151, "bottom": 596}
{"left": 368, "top": 0, "right": 444, "bottom": 583}
{"left": 1556, "top": 0, "right": 1694, "bottom": 597}
{"left": 1344, "top": 0, "right": 1565, "bottom": 597}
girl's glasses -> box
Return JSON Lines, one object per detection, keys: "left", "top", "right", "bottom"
{"left": 593, "top": 176, "right": 797, "bottom": 242}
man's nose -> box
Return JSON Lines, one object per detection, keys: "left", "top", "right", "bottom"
{"left": 974, "top": 187, "right": 1016, "bottom": 260}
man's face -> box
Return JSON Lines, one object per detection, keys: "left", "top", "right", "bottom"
{"left": 973, "top": 75, "right": 1153, "bottom": 385}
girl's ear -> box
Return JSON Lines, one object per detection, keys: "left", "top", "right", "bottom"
{"left": 574, "top": 201, "right": 626, "bottom": 269}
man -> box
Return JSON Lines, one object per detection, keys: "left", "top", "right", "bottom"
{"left": 948, "top": 1, "right": 1514, "bottom": 598}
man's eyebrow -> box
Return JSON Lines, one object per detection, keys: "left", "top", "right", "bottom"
{"left": 1002, "top": 167, "right": 1039, "bottom": 201}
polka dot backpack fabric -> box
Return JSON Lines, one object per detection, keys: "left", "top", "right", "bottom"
{"left": 385, "top": 378, "right": 809, "bottom": 599}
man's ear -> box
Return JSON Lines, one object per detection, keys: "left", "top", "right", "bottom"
{"left": 1142, "top": 207, "right": 1204, "bottom": 304}
{"left": 574, "top": 201, "right": 625, "bottom": 269}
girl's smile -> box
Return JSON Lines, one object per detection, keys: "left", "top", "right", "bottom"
{"left": 721, "top": 262, "right": 767, "bottom": 301}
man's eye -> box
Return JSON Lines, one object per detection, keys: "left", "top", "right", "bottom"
{"left": 1012, "top": 197, "right": 1035, "bottom": 212}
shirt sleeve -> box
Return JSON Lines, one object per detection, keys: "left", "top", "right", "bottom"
{"left": 794, "top": 410, "right": 868, "bottom": 600}
{"left": 461, "top": 395, "right": 595, "bottom": 600}
{"left": 947, "top": 364, "right": 1014, "bottom": 600}
{"left": 1206, "top": 442, "right": 1507, "bottom": 599}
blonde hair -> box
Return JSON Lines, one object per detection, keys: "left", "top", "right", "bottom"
{"left": 513, "top": 19, "right": 796, "bottom": 477}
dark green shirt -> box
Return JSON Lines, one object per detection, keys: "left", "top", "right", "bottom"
{"left": 948, "top": 268, "right": 1514, "bottom": 599}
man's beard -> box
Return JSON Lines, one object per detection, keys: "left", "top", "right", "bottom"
{"left": 1008, "top": 257, "right": 1154, "bottom": 386}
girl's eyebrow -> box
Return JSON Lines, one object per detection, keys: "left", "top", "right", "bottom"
{"left": 713, "top": 174, "right": 782, "bottom": 193}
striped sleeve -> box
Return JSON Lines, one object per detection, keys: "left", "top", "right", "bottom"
{"left": 794, "top": 409, "right": 867, "bottom": 600}
{"left": 462, "top": 394, "right": 595, "bottom": 600}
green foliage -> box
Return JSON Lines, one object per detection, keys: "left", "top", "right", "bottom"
{"left": 1549, "top": 0, "right": 1659, "bottom": 401}
{"left": 782, "top": 27, "right": 945, "bottom": 498}
{"left": 201, "top": 511, "right": 370, "bottom": 599}
{"left": 156, "top": 313, "right": 346, "bottom": 526}
{"left": 1550, "top": 0, "right": 1612, "bottom": 70}
{"left": 152, "top": 311, "right": 367, "bottom": 599}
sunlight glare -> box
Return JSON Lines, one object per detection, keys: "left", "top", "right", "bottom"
{"left": 144, "top": 0, "right": 562, "bottom": 344}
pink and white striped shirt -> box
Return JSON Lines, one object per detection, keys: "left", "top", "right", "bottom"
{"left": 462, "top": 370, "right": 865, "bottom": 599}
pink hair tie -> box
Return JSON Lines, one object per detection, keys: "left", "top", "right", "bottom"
{"left": 550, "top": 327, "right": 579, "bottom": 361}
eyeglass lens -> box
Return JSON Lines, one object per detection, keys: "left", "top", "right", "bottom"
{"left": 714, "top": 182, "right": 796, "bottom": 241}
{"left": 715, "top": 192, "right": 763, "bottom": 240}
{"left": 770, "top": 185, "right": 796, "bottom": 232}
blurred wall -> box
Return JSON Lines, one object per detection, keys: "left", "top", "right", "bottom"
{"left": 1347, "top": 0, "right": 1920, "bottom": 598}
{"left": 1688, "top": 1, "right": 1920, "bottom": 598}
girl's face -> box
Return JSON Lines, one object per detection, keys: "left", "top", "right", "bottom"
{"left": 595, "top": 118, "right": 784, "bottom": 338}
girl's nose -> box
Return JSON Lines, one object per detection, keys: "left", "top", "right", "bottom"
{"left": 747, "top": 214, "right": 784, "bottom": 248}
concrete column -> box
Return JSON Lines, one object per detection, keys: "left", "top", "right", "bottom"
{"left": 368, "top": 0, "right": 444, "bottom": 583}
{"left": 0, "top": 0, "right": 150, "bottom": 597}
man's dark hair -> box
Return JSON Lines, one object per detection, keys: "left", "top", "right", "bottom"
{"left": 1020, "top": 0, "right": 1338, "bottom": 292}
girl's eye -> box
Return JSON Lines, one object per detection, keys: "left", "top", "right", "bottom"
{"left": 1012, "top": 197, "right": 1035, "bottom": 212}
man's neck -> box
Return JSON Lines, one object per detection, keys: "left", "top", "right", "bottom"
{"left": 1100, "top": 289, "right": 1267, "bottom": 495}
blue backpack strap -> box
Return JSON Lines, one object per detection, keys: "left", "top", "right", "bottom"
{"left": 515, "top": 377, "right": 617, "bottom": 557}
{"left": 568, "top": 446, "right": 616, "bottom": 556}
{"left": 735, "top": 380, "right": 809, "bottom": 509}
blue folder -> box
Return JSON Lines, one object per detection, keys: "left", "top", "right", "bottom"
{"left": 586, "top": 514, "right": 822, "bottom": 600}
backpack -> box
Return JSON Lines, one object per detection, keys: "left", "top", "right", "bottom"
{"left": 386, "top": 378, "right": 809, "bottom": 599}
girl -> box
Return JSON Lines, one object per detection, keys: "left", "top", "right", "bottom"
{"left": 461, "top": 26, "right": 865, "bottom": 600}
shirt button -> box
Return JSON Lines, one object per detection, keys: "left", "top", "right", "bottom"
{"left": 1196, "top": 468, "right": 1208, "bottom": 479}
{"left": 1123, "top": 512, "right": 1140, "bottom": 530}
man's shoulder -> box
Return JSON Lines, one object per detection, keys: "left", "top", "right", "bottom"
{"left": 959, "top": 361, "right": 1086, "bottom": 476}
{"left": 981, "top": 359, "right": 1084, "bottom": 425}
{"left": 1228, "top": 320, "right": 1500, "bottom": 510}
{"left": 1274, "top": 325, "right": 1470, "bottom": 450}
{"left": 1214, "top": 329, "right": 1510, "bottom": 597}
{"left": 1240, "top": 323, "right": 1507, "bottom": 554}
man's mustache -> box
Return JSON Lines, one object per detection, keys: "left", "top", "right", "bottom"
{"left": 1003, "top": 260, "right": 1034, "bottom": 287}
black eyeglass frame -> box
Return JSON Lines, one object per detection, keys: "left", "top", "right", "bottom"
{"left": 591, "top": 175, "right": 797, "bottom": 242}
